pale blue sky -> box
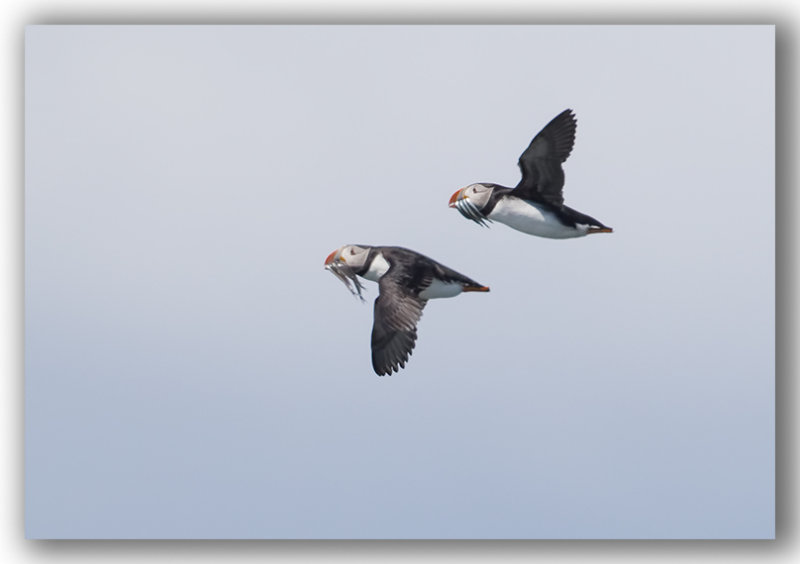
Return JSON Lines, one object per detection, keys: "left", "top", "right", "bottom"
{"left": 25, "top": 25, "right": 774, "bottom": 539}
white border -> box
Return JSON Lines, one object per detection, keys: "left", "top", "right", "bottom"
{"left": 4, "top": 2, "right": 794, "bottom": 563}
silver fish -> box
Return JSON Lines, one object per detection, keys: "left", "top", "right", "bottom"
{"left": 325, "top": 261, "right": 367, "bottom": 302}
{"left": 455, "top": 197, "right": 492, "bottom": 228}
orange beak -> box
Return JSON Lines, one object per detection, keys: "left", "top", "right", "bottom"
{"left": 324, "top": 250, "right": 337, "bottom": 266}
{"left": 448, "top": 189, "right": 463, "bottom": 208}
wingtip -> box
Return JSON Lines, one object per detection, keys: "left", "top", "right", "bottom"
{"left": 559, "top": 108, "right": 576, "bottom": 120}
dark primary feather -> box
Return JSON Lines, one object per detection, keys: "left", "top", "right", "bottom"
{"left": 513, "top": 109, "right": 577, "bottom": 208}
{"left": 371, "top": 269, "right": 428, "bottom": 376}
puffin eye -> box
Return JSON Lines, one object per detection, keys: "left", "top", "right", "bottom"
{"left": 349, "top": 249, "right": 356, "bottom": 255}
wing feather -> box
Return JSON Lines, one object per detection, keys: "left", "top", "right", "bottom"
{"left": 513, "top": 109, "right": 577, "bottom": 207}
{"left": 370, "top": 272, "right": 428, "bottom": 376}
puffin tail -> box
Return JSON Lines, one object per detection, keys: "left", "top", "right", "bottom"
{"left": 463, "top": 285, "right": 490, "bottom": 292}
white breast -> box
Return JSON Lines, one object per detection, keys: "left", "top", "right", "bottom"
{"left": 488, "top": 197, "right": 587, "bottom": 239}
{"left": 362, "top": 252, "right": 391, "bottom": 282}
{"left": 418, "top": 279, "right": 463, "bottom": 300}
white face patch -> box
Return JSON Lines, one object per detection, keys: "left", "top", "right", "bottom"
{"left": 465, "top": 183, "right": 493, "bottom": 208}
{"left": 338, "top": 244, "right": 371, "bottom": 271}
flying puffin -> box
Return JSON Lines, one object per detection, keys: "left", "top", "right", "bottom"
{"left": 449, "top": 109, "right": 613, "bottom": 239}
{"left": 324, "top": 245, "right": 489, "bottom": 376}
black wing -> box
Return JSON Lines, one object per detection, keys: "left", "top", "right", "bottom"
{"left": 513, "top": 109, "right": 577, "bottom": 208}
{"left": 370, "top": 268, "right": 428, "bottom": 376}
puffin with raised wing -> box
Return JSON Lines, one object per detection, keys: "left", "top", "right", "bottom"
{"left": 449, "top": 109, "right": 613, "bottom": 239}
{"left": 324, "top": 245, "right": 489, "bottom": 376}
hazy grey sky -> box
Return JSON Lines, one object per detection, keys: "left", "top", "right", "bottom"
{"left": 25, "top": 25, "right": 774, "bottom": 539}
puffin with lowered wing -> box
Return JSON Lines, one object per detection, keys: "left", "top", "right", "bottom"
{"left": 324, "top": 245, "right": 489, "bottom": 376}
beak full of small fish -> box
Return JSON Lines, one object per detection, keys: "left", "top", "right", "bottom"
{"left": 325, "top": 260, "right": 366, "bottom": 302}
{"left": 452, "top": 195, "right": 491, "bottom": 228}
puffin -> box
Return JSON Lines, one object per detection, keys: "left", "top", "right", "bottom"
{"left": 324, "top": 245, "right": 489, "bottom": 376}
{"left": 449, "top": 109, "right": 613, "bottom": 239}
